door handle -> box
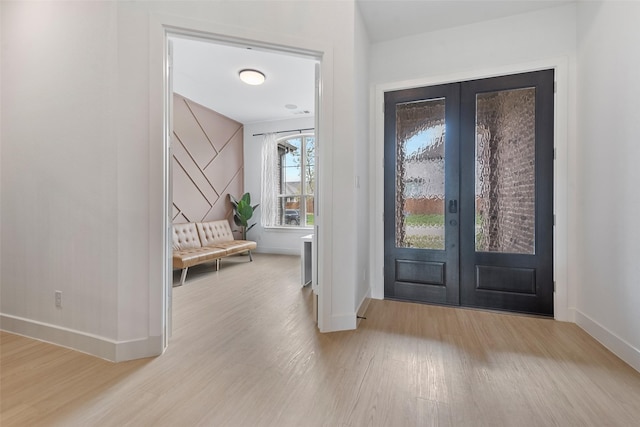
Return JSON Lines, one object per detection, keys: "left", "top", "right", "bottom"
{"left": 448, "top": 199, "right": 458, "bottom": 214}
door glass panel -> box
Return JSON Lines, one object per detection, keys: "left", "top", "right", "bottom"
{"left": 396, "top": 99, "right": 446, "bottom": 249}
{"left": 475, "top": 88, "right": 535, "bottom": 254}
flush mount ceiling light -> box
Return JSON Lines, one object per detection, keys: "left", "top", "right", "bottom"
{"left": 239, "top": 69, "right": 266, "bottom": 85}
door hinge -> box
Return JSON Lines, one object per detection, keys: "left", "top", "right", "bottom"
{"left": 553, "top": 214, "right": 556, "bottom": 226}
{"left": 553, "top": 281, "right": 556, "bottom": 292}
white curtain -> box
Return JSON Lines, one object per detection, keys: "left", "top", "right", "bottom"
{"left": 261, "top": 133, "right": 279, "bottom": 227}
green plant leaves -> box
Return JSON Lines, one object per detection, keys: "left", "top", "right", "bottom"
{"left": 229, "top": 192, "right": 259, "bottom": 239}
{"left": 237, "top": 202, "right": 253, "bottom": 221}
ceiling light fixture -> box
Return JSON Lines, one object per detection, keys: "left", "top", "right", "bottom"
{"left": 239, "top": 69, "right": 266, "bottom": 85}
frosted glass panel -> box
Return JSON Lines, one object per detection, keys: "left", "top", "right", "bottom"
{"left": 396, "top": 99, "right": 446, "bottom": 249}
{"left": 475, "top": 88, "right": 535, "bottom": 254}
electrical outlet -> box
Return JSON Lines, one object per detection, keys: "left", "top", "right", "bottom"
{"left": 55, "top": 291, "right": 62, "bottom": 308}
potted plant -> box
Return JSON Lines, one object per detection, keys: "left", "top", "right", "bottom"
{"left": 229, "top": 192, "right": 259, "bottom": 240}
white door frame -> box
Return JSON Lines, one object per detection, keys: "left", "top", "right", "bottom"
{"left": 370, "top": 57, "right": 571, "bottom": 322}
{"left": 149, "top": 14, "right": 333, "bottom": 350}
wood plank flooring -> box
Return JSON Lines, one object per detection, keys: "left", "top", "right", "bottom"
{"left": 2, "top": 253, "right": 640, "bottom": 426}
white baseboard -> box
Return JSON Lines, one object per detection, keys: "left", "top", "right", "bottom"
{"left": 356, "top": 287, "right": 372, "bottom": 318}
{"left": 356, "top": 296, "right": 371, "bottom": 328}
{"left": 0, "top": 313, "right": 162, "bottom": 362}
{"left": 329, "top": 313, "right": 357, "bottom": 331}
{"left": 564, "top": 307, "right": 577, "bottom": 323}
{"left": 357, "top": 296, "right": 371, "bottom": 318}
{"left": 323, "top": 289, "right": 372, "bottom": 332}
{"left": 116, "top": 335, "right": 164, "bottom": 362}
{"left": 575, "top": 310, "right": 640, "bottom": 373}
{"left": 254, "top": 247, "right": 300, "bottom": 256}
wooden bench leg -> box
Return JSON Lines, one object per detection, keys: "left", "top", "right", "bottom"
{"left": 216, "top": 259, "right": 220, "bottom": 271}
{"left": 180, "top": 268, "right": 188, "bottom": 286}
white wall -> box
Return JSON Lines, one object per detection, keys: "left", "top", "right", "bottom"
{"left": 244, "top": 117, "right": 316, "bottom": 255}
{"left": 575, "top": 0, "right": 640, "bottom": 372}
{"left": 1, "top": 1, "right": 125, "bottom": 358}
{"left": 370, "top": 4, "right": 577, "bottom": 85}
{"left": 1, "top": 0, "right": 365, "bottom": 360}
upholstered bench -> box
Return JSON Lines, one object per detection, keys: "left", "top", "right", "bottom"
{"left": 172, "top": 220, "right": 257, "bottom": 285}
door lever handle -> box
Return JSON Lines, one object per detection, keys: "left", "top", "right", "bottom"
{"left": 448, "top": 199, "right": 458, "bottom": 214}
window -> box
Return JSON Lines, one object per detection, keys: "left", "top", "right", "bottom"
{"left": 277, "top": 134, "right": 315, "bottom": 227}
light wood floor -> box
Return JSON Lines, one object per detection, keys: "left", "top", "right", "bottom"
{"left": 2, "top": 254, "right": 640, "bottom": 426}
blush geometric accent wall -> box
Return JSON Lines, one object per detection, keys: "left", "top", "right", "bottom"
{"left": 172, "top": 93, "right": 244, "bottom": 226}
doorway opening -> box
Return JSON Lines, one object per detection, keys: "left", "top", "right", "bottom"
{"left": 164, "top": 31, "right": 322, "bottom": 339}
{"left": 384, "top": 70, "right": 554, "bottom": 316}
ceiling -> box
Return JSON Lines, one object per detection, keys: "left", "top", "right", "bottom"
{"left": 171, "top": 36, "right": 317, "bottom": 125}
{"left": 171, "top": 1, "right": 571, "bottom": 124}
{"left": 357, "top": 0, "right": 572, "bottom": 43}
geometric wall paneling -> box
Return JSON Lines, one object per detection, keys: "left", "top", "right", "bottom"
{"left": 172, "top": 132, "right": 219, "bottom": 206}
{"left": 173, "top": 94, "right": 218, "bottom": 170}
{"left": 184, "top": 97, "right": 243, "bottom": 154}
{"left": 204, "top": 129, "right": 243, "bottom": 193}
{"left": 175, "top": 212, "right": 189, "bottom": 223}
{"left": 172, "top": 156, "right": 214, "bottom": 222}
{"left": 172, "top": 93, "right": 244, "bottom": 225}
{"left": 202, "top": 168, "right": 244, "bottom": 223}
{"left": 225, "top": 169, "right": 244, "bottom": 210}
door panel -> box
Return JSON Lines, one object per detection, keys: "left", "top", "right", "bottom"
{"left": 384, "top": 83, "right": 460, "bottom": 305}
{"left": 384, "top": 70, "right": 554, "bottom": 317}
{"left": 460, "top": 70, "right": 554, "bottom": 316}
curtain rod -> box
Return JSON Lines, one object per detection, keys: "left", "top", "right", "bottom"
{"left": 252, "top": 127, "right": 314, "bottom": 137}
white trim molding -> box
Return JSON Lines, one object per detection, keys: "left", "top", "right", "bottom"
{"left": 575, "top": 310, "right": 640, "bottom": 373}
{"left": 329, "top": 313, "right": 357, "bottom": 332}
{"left": 149, "top": 12, "right": 337, "bottom": 338}
{"left": 253, "top": 247, "right": 300, "bottom": 256}
{"left": 1, "top": 314, "right": 163, "bottom": 362}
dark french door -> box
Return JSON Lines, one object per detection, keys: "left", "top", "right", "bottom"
{"left": 384, "top": 70, "right": 554, "bottom": 316}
